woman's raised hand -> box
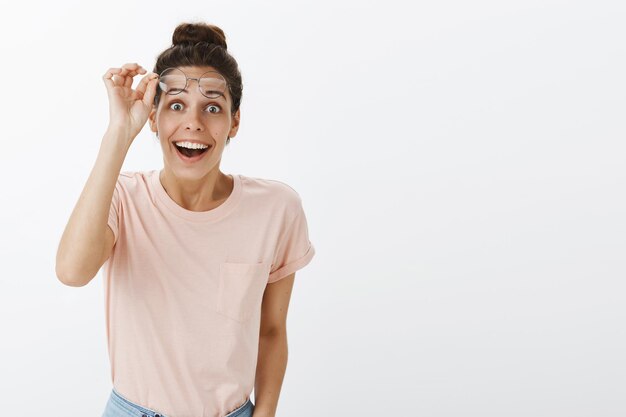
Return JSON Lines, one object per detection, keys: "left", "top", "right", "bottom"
{"left": 102, "top": 63, "right": 160, "bottom": 140}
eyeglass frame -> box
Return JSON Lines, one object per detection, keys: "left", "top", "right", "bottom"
{"left": 157, "top": 67, "right": 230, "bottom": 100}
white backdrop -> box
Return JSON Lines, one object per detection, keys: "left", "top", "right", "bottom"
{"left": 0, "top": 1, "right": 624, "bottom": 416}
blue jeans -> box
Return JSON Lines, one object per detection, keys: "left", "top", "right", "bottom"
{"left": 102, "top": 387, "right": 255, "bottom": 417}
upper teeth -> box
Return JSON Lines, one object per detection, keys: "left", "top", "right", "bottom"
{"left": 175, "top": 141, "right": 209, "bottom": 149}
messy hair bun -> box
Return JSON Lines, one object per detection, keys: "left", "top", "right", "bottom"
{"left": 172, "top": 22, "right": 227, "bottom": 50}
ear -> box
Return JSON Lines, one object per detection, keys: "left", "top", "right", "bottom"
{"left": 228, "top": 108, "right": 241, "bottom": 138}
{"left": 149, "top": 107, "right": 158, "bottom": 134}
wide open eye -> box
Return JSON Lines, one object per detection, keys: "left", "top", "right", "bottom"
{"left": 168, "top": 102, "right": 222, "bottom": 114}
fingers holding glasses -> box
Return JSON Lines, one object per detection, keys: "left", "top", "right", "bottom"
{"left": 102, "top": 63, "right": 159, "bottom": 138}
{"left": 135, "top": 71, "right": 160, "bottom": 105}
{"left": 103, "top": 64, "right": 158, "bottom": 103}
{"left": 102, "top": 63, "right": 146, "bottom": 89}
{"left": 118, "top": 63, "right": 146, "bottom": 88}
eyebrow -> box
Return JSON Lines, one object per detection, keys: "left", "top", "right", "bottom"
{"left": 170, "top": 89, "right": 226, "bottom": 101}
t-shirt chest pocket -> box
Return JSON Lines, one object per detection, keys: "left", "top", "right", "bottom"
{"left": 216, "top": 262, "right": 271, "bottom": 323}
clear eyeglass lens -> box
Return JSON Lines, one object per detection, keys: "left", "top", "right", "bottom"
{"left": 158, "top": 68, "right": 227, "bottom": 99}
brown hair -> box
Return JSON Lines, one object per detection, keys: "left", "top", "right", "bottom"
{"left": 152, "top": 22, "right": 243, "bottom": 146}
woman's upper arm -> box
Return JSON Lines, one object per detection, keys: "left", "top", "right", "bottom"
{"left": 99, "top": 225, "right": 116, "bottom": 266}
{"left": 259, "top": 272, "right": 295, "bottom": 336}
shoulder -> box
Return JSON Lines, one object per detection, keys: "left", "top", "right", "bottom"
{"left": 115, "top": 170, "right": 153, "bottom": 188}
{"left": 239, "top": 174, "right": 303, "bottom": 208}
{"left": 115, "top": 170, "right": 141, "bottom": 183}
{"left": 109, "top": 171, "right": 155, "bottom": 202}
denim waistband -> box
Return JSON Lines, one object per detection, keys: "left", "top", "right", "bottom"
{"left": 109, "top": 387, "right": 252, "bottom": 417}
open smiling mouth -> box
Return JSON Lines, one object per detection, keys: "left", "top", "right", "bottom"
{"left": 174, "top": 143, "right": 212, "bottom": 162}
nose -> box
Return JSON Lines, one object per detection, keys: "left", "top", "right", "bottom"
{"left": 184, "top": 110, "right": 205, "bottom": 131}
{"left": 182, "top": 79, "right": 207, "bottom": 131}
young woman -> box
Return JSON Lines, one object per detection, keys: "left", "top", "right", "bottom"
{"left": 56, "top": 22, "right": 315, "bottom": 417}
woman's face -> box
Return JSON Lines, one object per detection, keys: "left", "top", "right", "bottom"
{"left": 148, "top": 65, "right": 240, "bottom": 180}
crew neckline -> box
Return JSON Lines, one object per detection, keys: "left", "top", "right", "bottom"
{"left": 149, "top": 169, "right": 242, "bottom": 222}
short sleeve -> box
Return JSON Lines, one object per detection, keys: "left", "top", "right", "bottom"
{"left": 107, "top": 179, "right": 121, "bottom": 246}
{"left": 268, "top": 199, "right": 316, "bottom": 284}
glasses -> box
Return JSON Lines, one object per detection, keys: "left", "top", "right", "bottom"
{"left": 157, "top": 67, "right": 228, "bottom": 99}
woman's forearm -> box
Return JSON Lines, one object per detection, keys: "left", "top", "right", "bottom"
{"left": 253, "top": 332, "right": 288, "bottom": 417}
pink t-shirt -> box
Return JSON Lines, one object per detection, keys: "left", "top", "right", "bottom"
{"left": 102, "top": 169, "right": 315, "bottom": 417}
